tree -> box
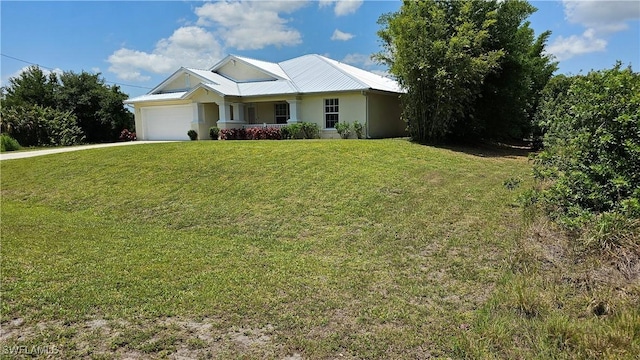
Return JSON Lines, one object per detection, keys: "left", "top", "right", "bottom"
{"left": 1, "top": 66, "right": 58, "bottom": 109}
{"left": 468, "top": 0, "right": 557, "bottom": 140}
{"left": 1, "top": 66, "right": 133, "bottom": 144}
{"left": 56, "top": 71, "right": 133, "bottom": 143}
{"left": 375, "top": 0, "right": 504, "bottom": 143}
{"left": 375, "top": 0, "right": 555, "bottom": 143}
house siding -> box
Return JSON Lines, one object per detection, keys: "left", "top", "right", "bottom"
{"left": 299, "top": 92, "right": 366, "bottom": 138}
{"left": 367, "top": 92, "right": 406, "bottom": 138}
{"left": 218, "top": 61, "right": 275, "bottom": 82}
{"left": 162, "top": 74, "right": 203, "bottom": 93}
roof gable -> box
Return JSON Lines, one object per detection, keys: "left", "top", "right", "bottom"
{"left": 149, "top": 67, "right": 221, "bottom": 94}
{"left": 209, "top": 55, "right": 289, "bottom": 82}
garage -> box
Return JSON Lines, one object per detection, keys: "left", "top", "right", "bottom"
{"left": 141, "top": 105, "right": 193, "bottom": 140}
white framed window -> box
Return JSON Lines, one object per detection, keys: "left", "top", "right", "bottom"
{"left": 275, "top": 103, "right": 289, "bottom": 124}
{"left": 324, "top": 98, "right": 339, "bottom": 128}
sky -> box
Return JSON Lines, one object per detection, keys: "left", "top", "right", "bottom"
{"left": 1, "top": 0, "right": 639, "bottom": 99}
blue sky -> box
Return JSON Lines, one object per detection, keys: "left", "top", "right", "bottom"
{"left": 2, "top": 1, "right": 639, "bottom": 98}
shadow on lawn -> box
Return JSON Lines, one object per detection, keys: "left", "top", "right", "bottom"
{"left": 427, "top": 140, "right": 535, "bottom": 159}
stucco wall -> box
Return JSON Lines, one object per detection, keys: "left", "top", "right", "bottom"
{"left": 218, "top": 61, "right": 275, "bottom": 82}
{"left": 162, "top": 74, "right": 204, "bottom": 93}
{"left": 367, "top": 92, "right": 406, "bottom": 138}
{"left": 198, "top": 103, "right": 219, "bottom": 139}
{"left": 300, "top": 92, "right": 366, "bottom": 132}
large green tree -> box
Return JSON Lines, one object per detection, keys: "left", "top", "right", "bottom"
{"left": 469, "top": 0, "right": 557, "bottom": 140}
{"left": 56, "top": 71, "right": 133, "bottom": 143}
{"left": 1, "top": 66, "right": 58, "bottom": 109}
{"left": 376, "top": 0, "right": 555, "bottom": 143}
{"left": 1, "top": 67, "right": 133, "bottom": 144}
{"left": 376, "top": 0, "right": 504, "bottom": 142}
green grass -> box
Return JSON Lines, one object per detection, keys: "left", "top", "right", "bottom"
{"left": 1, "top": 139, "right": 636, "bottom": 358}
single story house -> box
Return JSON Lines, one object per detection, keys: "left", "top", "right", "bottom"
{"left": 124, "top": 54, "right": 407, "bottom": 140}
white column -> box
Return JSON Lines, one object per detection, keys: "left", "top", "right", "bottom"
{"left": 191, "top": 102, "right": 201, "bottom": 134}
{"left": 234, "top": 103, "right": 246, "bottom": 122}
{"left": 286, "top": 99, "right": 301, "bottom": 124}
{"left": 218, "top": 100, "right": 231, "bottom": 122}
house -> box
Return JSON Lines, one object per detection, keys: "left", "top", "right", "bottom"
{"left": 124, "top": 54, "right": 407, "bottom": 140}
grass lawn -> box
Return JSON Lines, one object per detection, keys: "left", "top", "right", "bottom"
{"left": 1, "top": 140, "right": 636, "bottom": 359}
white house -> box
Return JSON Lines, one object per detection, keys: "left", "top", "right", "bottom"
{"left": 124, "top": 54, "right": 407, "bottom": 140}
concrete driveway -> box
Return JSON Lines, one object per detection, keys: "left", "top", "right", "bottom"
{"left": 0, "top": 141, "right": 175, "bottom": 161}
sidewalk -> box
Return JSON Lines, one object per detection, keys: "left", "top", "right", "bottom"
{"left": 0, "top": 141, "right": 175, "bottom": 161}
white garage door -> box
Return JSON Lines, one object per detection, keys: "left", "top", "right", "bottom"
{"left": 142, "top": 105, "right": 193, "bottom": 140}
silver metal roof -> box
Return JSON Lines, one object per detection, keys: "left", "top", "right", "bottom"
{"left": 127, "top": 54, "right": 402, "bottom": 103}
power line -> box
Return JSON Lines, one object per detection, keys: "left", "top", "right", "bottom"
{"left": 1, "top": 53, "right": 152, "bottom": 90}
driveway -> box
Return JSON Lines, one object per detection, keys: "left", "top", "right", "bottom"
{"left": 0, "top": 141, "right": 175, "bottom": 161}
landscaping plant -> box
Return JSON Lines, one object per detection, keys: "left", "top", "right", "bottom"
{"left": 209, "top": 126, "right": 220, "bottom": 140}
{"left": 335, "top": 122, "right": 352, "bottom": 139}
{"left": 187, "top": 129, "right": 198, "bottom": 141}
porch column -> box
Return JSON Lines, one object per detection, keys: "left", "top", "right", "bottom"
{"left": 233, "top": 103, "right": 245, "bottom": 122}
{"left": 190, "top": 102, "right": 203, "bottom": 137}
{"left": 286, "top": 99, "right": 301, "bottom": 124}
{"left": 216, "top": 99, "right": 247, "bottom": 130}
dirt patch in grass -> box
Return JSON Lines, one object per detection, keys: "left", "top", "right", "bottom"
{"left": 0, "top": 317, "right": 298, "bottom": 359}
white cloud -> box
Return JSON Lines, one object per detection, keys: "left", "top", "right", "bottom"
{"left": 331, "top": 29, "right": 354, "bottom": 41}
{"left": 107, "top": 26, "right": 223, "bottom": 81}
{"left": 319, "top": 0, "right": 363, "bottom": 16}
{"left": 342, "top": 53, "right": 375, "bottom": 67}
{"left": 547, "top": 29, "right": 607, "bottom": 61}
{"left": 548, "top": 0, "right": 640, "bottom": 61}
{"left": 563, "top": 0, "right": 640, "bottom": 33}
{"left": 195, "top": 1, "right": 306, "bottom": 50}
{"left": 107, "top": 1, "right": 308, "bottom": 81}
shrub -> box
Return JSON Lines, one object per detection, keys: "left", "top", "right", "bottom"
{"left": 219, "top": 128, "right": 247, "bottom": 140}
{"left": 282, "top": 123, "right": 304, "bottom": 139}
{"left": 531, "top": 63, "right": 640, "bottom": 244}
{"left": 221, "top": 127, "right": 282, "bottom": 140}
{"left": 0, "top": 104, "right": 85, "bottom": 147}
{"left": 301, "top": 122, "right": 320, "bottom": 139}
{"left": 187, "top": 130, "right": 198, "bottom": 141}
{"left": 335, "top": 122, "right": 352, "bottom": 139}
{"left": 0, "top": 134, "right": 21, "bottom": 152}
{"left": 209, "top": 127, "right": 220, "bottom": 140}
{"left": 353, "top": 121, "right": 365, "bottom": 139}
{"left": 119, "top": 129, "right": 137, "bottom": 142}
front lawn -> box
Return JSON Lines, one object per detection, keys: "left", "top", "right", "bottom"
{"left": 0, "top": 140, "right": 618, "bottom": 358}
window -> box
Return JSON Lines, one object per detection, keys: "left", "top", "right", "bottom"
{"left": 229, "top": 105, "right": 234, "bottom": 121}
{"left": 324, "top": 98, "right": 339, "bottom": 128}
{"left": 275, "top": 103, "right": 289, "bottom": 124}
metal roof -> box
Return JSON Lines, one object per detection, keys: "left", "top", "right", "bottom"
{"left": 124, "top": 91, "right": 187, "bottom": 104}
{"left": 127, "top": 54, "right": 403, "bottom": 103}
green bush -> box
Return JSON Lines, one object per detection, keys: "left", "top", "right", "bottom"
{"left": 209, "top": 127, "right": 220, "bottom": 140}
{"left": 0, "top": 104, "right": 85, "bottom": 147}
{"left": 531, "top": 63, "right": 640, "bottom": 244}
{"left": 335, "top": 122, "right": 352, "bottom": 139}
{"left": 301, "top": 122, "right": 320, "bottom": 139}
{"left": 353, "top": 121, "right": 365, "bottom": 139}
{"left": 0, "top": 134, "right": 21, "bottom": 152}
{"left": 187, "top": 130, "right": 198, "bottom": 141}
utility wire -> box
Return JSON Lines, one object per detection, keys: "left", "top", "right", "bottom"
{"left": 1, "top": 53, "right": 153, "bottom": 90}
